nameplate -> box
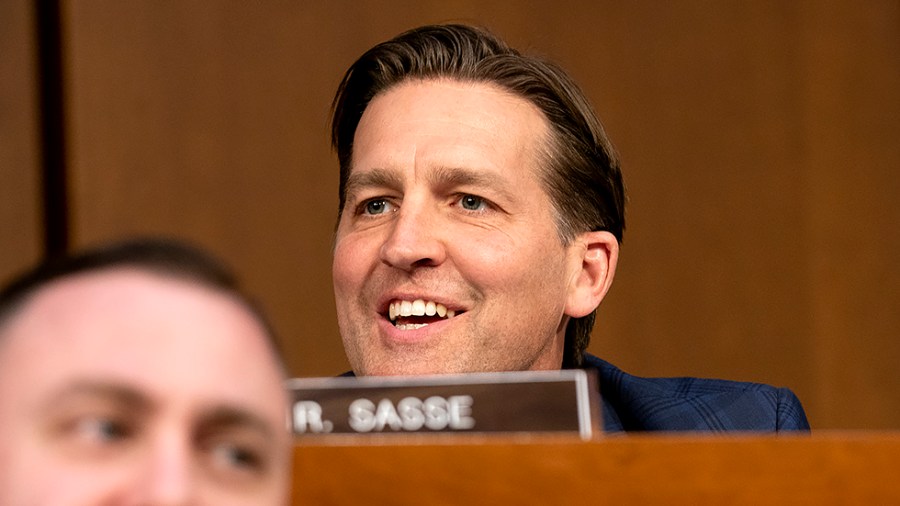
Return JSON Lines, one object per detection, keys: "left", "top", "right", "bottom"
{"left": 286, "top": 369, "right": 599, "bottom": 440}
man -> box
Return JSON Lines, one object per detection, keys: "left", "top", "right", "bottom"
{"left": 330, "top": 24, "right": 809, "bottom": 431}
{"left": 0, "top": 239, "right": 292, "bottom": 504}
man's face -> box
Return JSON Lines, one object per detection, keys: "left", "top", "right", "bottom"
{"left": 0, "top": 268, "right": 290, "bottom": 505}
{"left": 333, "top": 79, "right": 588, "bottom": 375}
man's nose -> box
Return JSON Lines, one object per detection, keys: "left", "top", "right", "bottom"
{"left": 379, "top": 201, "right": 446, "bottom": 271}
{"left": 131, "top": 435, "right": 196, "bottom": 506}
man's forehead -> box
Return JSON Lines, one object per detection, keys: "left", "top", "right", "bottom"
{"left": 383, "top": 77, "right": 525, "bottom": 102}
{"left": 351, "top": 80, "right": 552, "bottom": 178}
{"left": 0, "top": 268, "right": 145, "bottom": 345}
{"left": 28, "top": 266, "right": 195, "bottom": 298}
{"left": 8, "top": 267, "right": 225, "bottom": 321}
{"left": 0, "top": 268, "right": 287, "bottom": 422}
{"left": 364, "top": 78, "right": 548, "bottom": 127}
{"left": 0, "top": 267, "right": 267, "bottom": 363}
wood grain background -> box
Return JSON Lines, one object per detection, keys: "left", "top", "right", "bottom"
{"left": 2, "top": 0, "right": 897, "bottom": 429}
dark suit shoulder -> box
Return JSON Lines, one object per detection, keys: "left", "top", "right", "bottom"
{"left": 582, "top": 355, "right": 810, "bottom": 432}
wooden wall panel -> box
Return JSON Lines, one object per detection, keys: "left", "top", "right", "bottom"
{"left": 799, "top": 1, "right": 900, "bottom": 429}
{"left": 566, "top": 1, "right": 814, "bottom": 391}
{"left": 583, "top": 0, "right": 900, "bottom": 429}
{"left": 0, "top": 0, "right": 42, "bottom": 283}
{"left": 59, "top": 1, "right": 898, "bottom": 429}
{"left": 61, "top": 1, "right": 347, "bottom": 376}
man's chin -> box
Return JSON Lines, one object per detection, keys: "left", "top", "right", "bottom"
{"left": 357, "top": 359, "right": 468, "bottom": 377}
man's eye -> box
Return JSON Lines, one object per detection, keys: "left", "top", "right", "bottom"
{"left": 361, "top": 198, "right": 394, "bottom": 216}
{"left": 72, "top": 416, "right": 131, "bottom": 444}
{"left": 205, "top": 440, "right": 270, "bottom": 479}
{"left": 213, "top": 443, "right": 262, "bottom": 469}
{"left": 458, "top": 194, "right": 486, "bottom": 211}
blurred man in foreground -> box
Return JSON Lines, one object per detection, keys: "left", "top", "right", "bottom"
{"left": 0, "top": 238, "right": 291, "bottom": 505}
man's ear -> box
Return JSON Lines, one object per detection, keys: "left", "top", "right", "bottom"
{"left": 565, "top": 231, "right": 619, "bottom": 318}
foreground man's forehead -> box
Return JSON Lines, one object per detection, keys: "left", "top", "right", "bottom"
{"left": 2, "top": 267, "right": 265, "bottom": 342}
{"left": 0, "top": 267, "right": 288, "bottom": 416}
{"left": 8, "top": 267, "right": 224, "bottom": 313}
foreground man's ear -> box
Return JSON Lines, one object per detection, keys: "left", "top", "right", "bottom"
{"left": 564, "top": 230, "right": 619, "bottom": 318}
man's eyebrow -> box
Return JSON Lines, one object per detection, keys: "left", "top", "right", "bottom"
{"left": 41, "top": 380, "right": 151, "bottom": 413}
{"left": 196, "top": 405, "right": 277, "bottom": 439}
{"left": 344, "top": 168, "right": 403, "bottom": 199}
{"left": 345, "top": 165, "right": 518, "bottom": 202}
{"left": 430, "top": 166, "right": 516, "bottom": 202}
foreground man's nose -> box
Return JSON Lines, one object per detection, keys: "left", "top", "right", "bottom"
{"left": 130, "top": 437, "right": 196, "bottom": 506}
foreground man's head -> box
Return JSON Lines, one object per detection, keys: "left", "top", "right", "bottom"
{"left": 0, "top": 239, "right": 291, "bottom": 505}
{"left": 331, "top": 24, "right": 625, "bottom": 375}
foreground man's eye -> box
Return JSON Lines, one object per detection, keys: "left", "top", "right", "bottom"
{"left": 202, "top": 434, "right": 273, "bottom": 483}
{"left": 213, "top": 443, "right": 264, "bottom": 471}
{"left": 73, "top": 416, "right": 132, "bottom": 443}
{"left": 52, "top": 412, "right": 137, "bottom": 454}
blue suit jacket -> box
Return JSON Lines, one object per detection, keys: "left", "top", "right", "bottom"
{"left": 584, "top": 354, "right": 810, "bottom": 432}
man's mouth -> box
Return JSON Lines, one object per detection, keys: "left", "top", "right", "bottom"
{"left": 387, "top": 299, "right": 459, "bottom": 330}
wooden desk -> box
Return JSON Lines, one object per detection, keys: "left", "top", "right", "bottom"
{"left": 292, "top": 433, "right": 900, "bottom": 505}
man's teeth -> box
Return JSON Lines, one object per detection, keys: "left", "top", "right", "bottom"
{"left": 388, "top": 299, "right": 456, "bottom": 321}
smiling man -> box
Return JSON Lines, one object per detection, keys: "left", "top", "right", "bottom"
{"left": 330, "top": 24, "right": 809, "bottom": 432}
{"left": 0, "top": 239, "right": 291, "bottom": 505}
{"left": 334, "top": 78, "right": 602, "bottom": 376}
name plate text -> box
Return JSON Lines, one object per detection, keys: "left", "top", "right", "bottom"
{"left": 287, "top": 370, "right": 599, "bottom": 440}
